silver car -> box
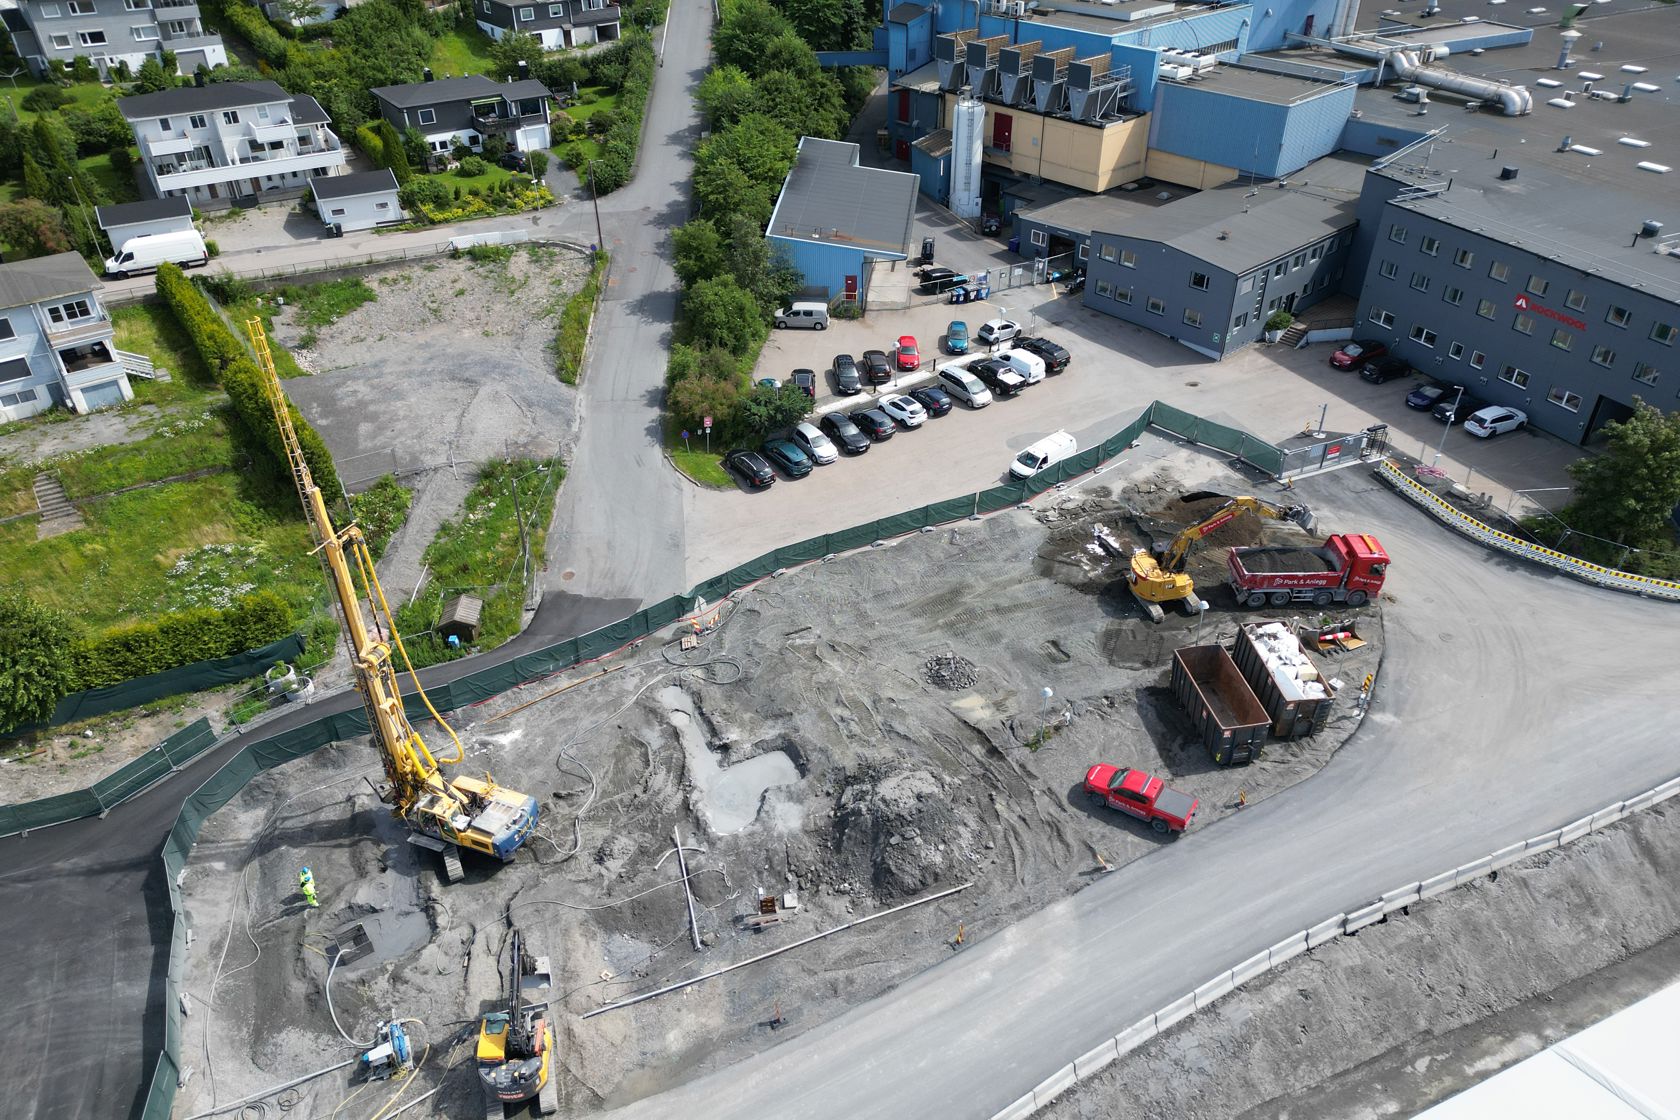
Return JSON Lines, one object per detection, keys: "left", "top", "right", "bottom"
{"left": 792, "top": 421, "right": 839, "bottom": 464}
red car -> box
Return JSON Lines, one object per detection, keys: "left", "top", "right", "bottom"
{"left": 895, "top": 335, "right": 919, "bottom": 372}
{"left": 1330, "top": 339, "right": 1387, "bottom": 370}
{"left": 1083, "top": 763, "right": 1198, "bottom": 834}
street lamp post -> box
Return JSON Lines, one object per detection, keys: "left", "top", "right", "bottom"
{"left": 1431, "top": 385, "right": 1466, "bottom": 465}
{"left": 586, "top": 160, "right": 605, "bottom": 253}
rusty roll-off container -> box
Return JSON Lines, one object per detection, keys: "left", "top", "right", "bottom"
{"left": 1230, "top": 622, "right": 1337, "bottom": 740}
{"left": 1170, "top": 645, "right": 1270, "bottom": 766}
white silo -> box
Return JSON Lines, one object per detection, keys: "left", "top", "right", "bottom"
{"left": 950, "top": 94, "right": 985, "bottom": 220}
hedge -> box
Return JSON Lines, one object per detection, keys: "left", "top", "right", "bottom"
{"left": 591, "top": 31, "right": 656, "bottom": 194}
{"left": 70, "top": 592, "right": 294, "bottom": 690}
{"left": 221, "top": 0, "right": 293, "bottom": 67}
{"left": 155, "top": 263, "right": 343, "bottom": 497}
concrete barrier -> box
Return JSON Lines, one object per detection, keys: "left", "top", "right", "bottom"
{"left": 1381, "top": 884, "right": 1420, "bottom": 914}
{"left": 1268, "top": 931, "right": 1309, "bottom": 967}
{"left": 1194, "top": 973, "right": 1236, "bottom": 1009}
{"left": 1590, "top": 804, "right": 1626, "bottom": 832}
{"left": 1231, "top": 949, "right": 1273, "bottom": 986}
{"left": 1113, "top": 1018, "right": 1158, "bottom": 1057}
{"left": 1419, "top": 869, "right": 1458, "bottom": 900}
{"left": 1624, "top": 791, "right": 1657, "bottom": 814}
{"left": 1489, "top": 841, "right": 1528, "bottom": 871}
{"left": 991, "top": 1092, "right": 1039, "bottom": 1120}
{"left": 1345, "top": 901, "right": 1385, "bottom": 933}
{"left": 1652, "top": 777, "right": 1680, "bottom": 805}
{"left": 1032, "top": 1064, "right": 1076, "bottom": 1105}
{"left": 1155, "top": 993, "right": 1197, "bottom": 1032}
{"left": 1453, "top": 855, "right": 1493, "bottom": 886}
{"left": 1525, "top": 829, "right": 1562, "bottom": 855}
{"left": 1306, "top": 915, "right": 1346, "bottom": 948}
{"left": 1559, "top": 814, "right": 1594, "bottom": 844}
{"left": 1074, "top": 1038, "right": 1120, "bottom": 1081}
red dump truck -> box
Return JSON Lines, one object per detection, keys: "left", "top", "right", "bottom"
{"left": 1083, "top": 764, "right": 1199, "bottom": 834}
{"left": 1228, "top": 532, "right": 1389, "bottom": 609}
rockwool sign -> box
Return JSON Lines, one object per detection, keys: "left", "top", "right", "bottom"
{"left": 1513, "top": 294, "right": 1586, "bottom": 331}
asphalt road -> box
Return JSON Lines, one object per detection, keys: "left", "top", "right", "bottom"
{"left": 603, "top": 472, "right": 1680, "bottom": 1120}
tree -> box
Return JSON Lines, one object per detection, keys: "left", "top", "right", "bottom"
{"left": 693, "top": 158, "right": 766, "bottom": 227}
{"left": 0, "top": 590, "right": 80, "bottom": 731}
{"left": 0, "top": 199, "right": 72, "bottom": 257}
{"left": 526, "top": 149, "right": 548, "bottom": 178}
{"left": 400, "top": 125, "right": 430, "bottom": 168}
{"left": 723, "top": 213, "right": 799, "bottom": 312}
{"left": 737, "top": 382, "right": 811, "bottom": 437}
{"left": 712, "top": 0, "right": 793, "bottom": 74}
{"left": 695, "top": 64, "right": 759, "bottom": 130}
{"left": 20, "top": 152, "right": 53, "bottom": 202}
{"left": 754, "top": 69, "right": 846, "bottom": 141}
{"left": 671, "top": 217, "right": 726, "bottom": 286}
{"left": 374, "top": 119, "right": 412, "bottom": 184}
{"left": 278, "top": 0, "right": 324, "bottom": 22}
{"left": 683, "top": 275, "right": 766, "bottom": 354}
{"left": 489, "top": 30, "right": 544, "bottom": 80}
{"left": 696, "top": 112, "right": 796, "bottom": 188}
{"left": 135, "top": 56, "right": 174, "bottom": 93}
{"left": 1562, "top": 400, "right": 1680, "bottom": 551}
{"left": 62, "top": 100, "right": 133, "bottom": 154}
{"left": 668, "top": 371, "right": 742, "bottom": 433}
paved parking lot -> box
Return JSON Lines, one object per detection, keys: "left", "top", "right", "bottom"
{"left": 686, "top": 279, "right": 1581, "bottom": 586}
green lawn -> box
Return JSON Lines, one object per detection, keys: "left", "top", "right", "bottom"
{"left": 111, "top": 303, "right": 218, "bottom": 408}
{"left": 1, "top": 75, "right": 114, "bottom": 127}
{"left": 428, "top": 25, "right": 498, "bottom": 77}
{"left": 442, "top": 160, "right": 523, "bottom": 194}
{"left": 566, "top": 85, "right": 621, "bottom": 124}
{"left": 53, "top": 410, "right": 240, "bottom": 499}
{"left": 668, "top": 436, "right": 731, "bottom": 488}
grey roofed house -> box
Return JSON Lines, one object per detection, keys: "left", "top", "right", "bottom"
{"left": 94, "top": 197, "right": 194, "bottom": 232}
{"left": 767, "top": 137, "right": 920, "bottom": 256}
{"left": 116, "top": 80, "right": 297, "bottom": 121}
{"left": 290, "top": 94, "right": 333, "bottom": 126}
{"left": 0, "top": 252, "right": 101, "bottom": 310}
{"left": 370, "top": 75, "right": 550, "bottom": 111}
{"left": 310, "top": 168, "right": 400, "bottom": 202}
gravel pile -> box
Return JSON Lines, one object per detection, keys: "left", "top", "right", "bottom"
{"left": 1236, "top": 547, "right": 1334, "bottom": 573}
{"left": 924, "top": 653, "right": 979, "bottom": 690}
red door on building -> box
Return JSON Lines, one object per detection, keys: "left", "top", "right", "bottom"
{"left": 992, "top": 112, "right": 1013, "bottom": 153}
{"left": 896, "top": 89, "right": 911, "bottom": 123}
{"left": 844, "top": 275, "right": 859, "bottom": 302}
{"left": 895, "top": 140, "right": 910, "bottom": 161}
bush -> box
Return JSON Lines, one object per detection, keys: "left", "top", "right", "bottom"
{"left": 0, "top": 589, "right": 80, "bottom": 730}
{"left": 349, "top": 474, "right": 412, "bottom": 560}
{"left": 555, "top": 250, "right": 607, "bottom": 384}
{"left": 527, "top": 150, "right": 549, "bottom": 179}
{"left": 549, "top": 111, "right": 574, "bottom": 145}
{"left": 456, "top": 155, "right": 489, "bottom": 176}
{"left": 69, "top": 592, "right": 294, "bottom": 691}
{"left": 221, "top": 0, "right": 293, "bottom": 67}
{"left": 21, "top": 85, "right": 67, "bottom": 112}
{"left": 587, "top": 30, "right": 656, "bottom": 194}
{"left": 1264, "top": 309, "right": 1294, "bottom": 332}
{"left": 398, "top": 175, "right": 453, "bottom": 211}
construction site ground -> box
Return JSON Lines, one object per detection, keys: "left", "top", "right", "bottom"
{"left": 1044, "top": 797, "right": 1680, "bottom": 1120}
{"left": 169, "top": 455, "right": 1384, "bottom": 1120}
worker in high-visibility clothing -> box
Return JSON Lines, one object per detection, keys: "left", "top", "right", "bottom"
{"left": 299, "top": 867, "right": 319, "bottom": 909}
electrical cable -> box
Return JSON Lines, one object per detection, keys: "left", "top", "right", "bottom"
{"left": 324, "top": 948, "right": 377, "bottom": 1049}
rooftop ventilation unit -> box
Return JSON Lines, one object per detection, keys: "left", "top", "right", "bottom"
{"left": 1066, "top": 56, "right": 1132, "bottom": 121}
{"left": 963, "top": 36, "right": 1012, "bottom": 100}
{"left": 934, "top": 32, "right": 977, "bottom": 92}
{"left": 1029, "top": 47, "right": 1076, "bottom": 113}
{"left": 997, "top": 42, "right": 1044, "bottom": 106}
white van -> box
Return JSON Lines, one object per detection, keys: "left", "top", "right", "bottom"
{"left": 937, "top": 366, "right": 993, "bottom": 408}
{"left": 104, "top": 229, "right": 209, "bottom": 278}
{"left": 996, "top": 347, "right": 1046, "bottom": 385}
{"left": 774, "top": 301, "right": 830, "bottom": 330}
{"left": 1010, "top": 430, "right": 1078, "bottom": 479}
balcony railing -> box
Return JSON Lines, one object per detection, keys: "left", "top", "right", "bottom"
{"left": 59, "top": 342, "right": 119, "bottom": 376}
{"left": 45, "top": 316, "right": 113, "bottom": 348}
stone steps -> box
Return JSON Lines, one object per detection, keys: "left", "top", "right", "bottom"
{"left": 33, "top": 474, "right": 84, "bottom": 538}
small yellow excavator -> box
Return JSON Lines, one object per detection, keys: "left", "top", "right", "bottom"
{"left": 1127, "top": 496, "right": 1314, "bottom": 622}
{"left": 478, "top": 929, "right": 558, "bottom": 1117}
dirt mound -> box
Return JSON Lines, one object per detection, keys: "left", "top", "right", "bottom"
{"left": 833, "top": 767, "right": 980, "bottom": 898}
{"left": 1146, "top": 495, "right": 1267, "bottom": 551}
{"left": 1236, "top": 547, "right": 1333, "bottom": 573}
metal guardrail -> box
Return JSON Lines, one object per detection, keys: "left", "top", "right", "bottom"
{"left": 990, "top": 772, "right": 1680, "bottom": 1120}
{"left": 1375, "top": 459, "right": 1680, "bottom": 602}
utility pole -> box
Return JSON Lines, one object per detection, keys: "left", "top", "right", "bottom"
{"left": 1432, "top": 385, "right": 1465, "bottom": 465}
{"left": 586, "top": 160, "right": 604, "bottom": 253}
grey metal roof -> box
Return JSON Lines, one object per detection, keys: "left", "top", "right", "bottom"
{"left": 912, "top": 128, "right": 951, "bottom": 159}
{"left": 1172, "top": 65, "right": 1348, "bottom": 107}
{"left": 118, "top": 80, "right": 291, "bottom": 121}
{"left": 888, "top": 2, "right": 926, "bottom": 23}
{"left": 311, "top": 169, "right": 400, "bottom": 202}
{"left": 95, "top": 196, "right": 193, "bottom": 230}
{"left": 0, "top": 252, "right": 100, "bottom": 310}
{"left": 767, "top": 138, "right": 920, "bottom": 257}
{"left": 372, "top": 75, "right": 551, "bottom": 110}
{"left": 290, "top": 93, "right": 331, "bottom": 126}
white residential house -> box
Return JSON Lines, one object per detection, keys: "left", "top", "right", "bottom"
{"left": 118, "top": 79, "right": 347, "bottom": 207}
{"left": 95, "top": 195, "right": 196, "bottom": 252}
{"left": 0, "top": 253, "right": 136, "bottom": 420}
{"left": 0, "top": 0, "right": 228, "bottom": 79}
{"left": 311, "top": 168, "right": 402, "bottom": 233}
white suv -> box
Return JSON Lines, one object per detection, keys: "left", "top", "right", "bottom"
{"left": 977, "top": 318, "right": 1020, "bottom": 346}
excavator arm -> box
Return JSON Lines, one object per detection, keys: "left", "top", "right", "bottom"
{"left": 1157, "top": 497, "right": 1312, "bottom": 572}
{"left": 1129, "top": 496, "right": 1313, "bottom": 622}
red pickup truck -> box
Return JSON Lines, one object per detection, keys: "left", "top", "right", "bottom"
{"left": 1083, "top": 764, "right": 1198, "bottom": 834}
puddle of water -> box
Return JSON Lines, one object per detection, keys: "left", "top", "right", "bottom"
{"left": 660, "top": 686, "right": 802, "bottom": 835}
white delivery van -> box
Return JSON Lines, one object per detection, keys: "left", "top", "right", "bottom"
{"left": 1010, "top": 430, "right": 1078, "bottom": 479}
{"left": 997, "top": 347, "right": 1046, "bottom": 384}
{"left": 937, "top": 365, "right": 993, "bottom": 408}
{"left": 774, "top": 301, "right": 830, "bottom": 330}
{"left": 105, "top": 230, "right": 209, "bottom": 278}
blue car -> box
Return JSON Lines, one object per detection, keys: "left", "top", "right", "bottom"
{"left": 760, "top": 438, "right": 813, "bottom": 478}
{"left": 946, "top": 320, "right": 969, "bottom": 354}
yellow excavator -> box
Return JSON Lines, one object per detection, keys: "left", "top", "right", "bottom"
{"left": 477, "top": 929, "right": 558, "bottom": 1117}
{"left": 246, "top": 319, "right": 538, "bottom": 882}
{"left": 1127, "top": 496, "right": 1314, "bottom": 623}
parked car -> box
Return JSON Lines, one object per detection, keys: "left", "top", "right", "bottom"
{"left": 498, "top": 150, "right": 529, "bottom": 172}
{"left": 1360, "top": 357, "right": 1412, "bottom": 384}
{"left": 791, "top": 421, "right": 838, "bottom": 464}
{"left": 918, "top": 269, "right": 969, "bottom": 295}
{"left": 791, "top": 368, "right": 816, "bottom": 398}
{"left": 945, "top": 320, "right": 970, "bottom": 354}
{"left": 820, "top": 411, "right": 871, "bottom": 454}
{"left": 936, "top": 367, "right": 992, "bottom": 408}
{"left": 775, "top": 301, "right": 829, "bottom": 330}
{"left": 832, "top": 354, "right": 862, "bottom": 395}
{"left": 761, "top": 438, "right": 813, "bottom": 478}
{"left": 895, "top": 335, "right": 920, "bottom": 371}
{"left": 1331, "top": 339, "right": 1387, "bottom": 370}
{"left": 879, "top": 394, "right": 928, "bottom": 428}
{"left": 971, "top": 358, "right": 1026, "bottom": 398}
{"left": 861, "top": 349, "right": 894, "bottom": 385}
{"left": 1406, "top": 381, "right": 1464, "bottom": 410}
{"left": 1464, "top": 405, "right": 1528, "bottom": 438}
{"left": 849, "top": 408, "right": 896, "bottom": 441}
{"left": 723, "top": 449, "right": 775, "bottom": 489}
{"left": 910, "top": 385, "right": 952, "bottom": 417}
{"left": 757, "top": 377, "right": 779, "bottom": 390}
{"left": 1083, "top": 763, "right": 1198, "bottom": 835}
{"left": 1010, "top": 430, "right": 1077, "bottom": 480}
{"left": 995, "top": 347, "right": 1046, "bottom": 385}
{"left": 1015, "top": 335, "right": 1070, "bottom": 373}
{"left": 1432, "top": 389, "right": 1487, "bottom": 424}
{"left": 977, "top": 318, "right": 1021, "bottom": 347}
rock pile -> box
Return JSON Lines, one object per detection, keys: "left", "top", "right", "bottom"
{"left": 924, "top": 653, "right": 978, "bottom": 690}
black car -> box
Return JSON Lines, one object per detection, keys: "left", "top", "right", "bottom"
{"left": 1015, "top": 336, "right": 1070, "bottom": 373}
{"left": 832, "top": 354, "right": 862, "bottom": 395}
{"left": 498, "top": 150, "right": 529, "bottom": 172}
{"left": 820, "top": 411, "right": 871, "bottom": 454}
{"left": 971, "top": 358, "right": 1025, "bottom": 398}
{"left": 861, "top": 349, "right": 893, "bottom": 385}
{"left": 1405, "top": 382, "right": 1464, "bottom": 410}
{"left": 1360, "top": 358, "right": 1412, "bottom": 384}
{"left": 760, "top": 438, "right": 814, "bottom": 478}
{"left": 909, "top": 385, "right": 952, "bottom": 417}
{"left": 849, "top": 408, "right": 896, "bottom": 441}
{"left": 917, "top": 270, "right": 970, "bottom": 296}
{"left": 1433, "top": 390, "right": 1486, "bottom": 424}
{"left": 918, "top": 266, "right": 956, "bottom": 284}
{"left": 723, "top": 449, "right": 775, "bottom": 489}
{"left": 791, "top": 368, "right": 816, "bottom": 398}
